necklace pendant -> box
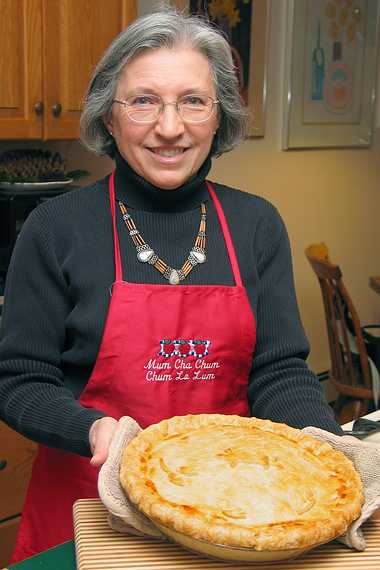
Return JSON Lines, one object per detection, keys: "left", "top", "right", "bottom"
{"left": 169, "top": 269, "right": 180, "bottom": 285}
{"left": 137, "top": 248, "right": 154, "bottom": 263}
{"left": 190, "top": 250, "right": 206, "bottom": 264}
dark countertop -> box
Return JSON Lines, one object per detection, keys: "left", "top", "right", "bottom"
{"left": 7, "top": 541, "right": 75, "bottom": 569}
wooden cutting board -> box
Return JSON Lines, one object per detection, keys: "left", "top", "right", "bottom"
{"left": 73, "top": 499, "right": 380, "bottom": 570}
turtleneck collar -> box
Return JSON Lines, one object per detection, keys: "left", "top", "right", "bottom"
{"left": 113, "top": 150, "right": 212, "bottom": 212}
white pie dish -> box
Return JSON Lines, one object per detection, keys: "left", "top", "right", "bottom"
{"left": 120, "top": 414, "right": 364, "bottom": 563}
{"left": 155, "top": 522, "right": 311, "bottom": 563}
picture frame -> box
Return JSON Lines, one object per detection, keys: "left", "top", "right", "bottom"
{"left": 175, "top": 1, "right": 269, "bottom": 137}
{"left": 283, "top": 0, "right": 380, "bottom": 149}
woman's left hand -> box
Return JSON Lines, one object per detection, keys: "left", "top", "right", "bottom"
{"left": 89, "top": 416, "right": 118, "bottom": 467}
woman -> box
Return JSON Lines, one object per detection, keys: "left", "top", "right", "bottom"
{"left": 0, "top": 8, "right": 343, "bottom": 563}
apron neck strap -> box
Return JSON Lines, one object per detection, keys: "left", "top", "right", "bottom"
{"left": 206, "top": 181, "right": 243, "bottom": 287}
{"left": 109, "top": 171, "right": 123, "bottom": 281}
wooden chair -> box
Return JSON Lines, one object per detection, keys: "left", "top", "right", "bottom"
{"left": 305, "top": 243, "right": 378, "bottom": 424}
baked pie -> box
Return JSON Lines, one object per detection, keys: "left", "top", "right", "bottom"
{"left": 120, "top": 414, "right": 363, "bottom": 561}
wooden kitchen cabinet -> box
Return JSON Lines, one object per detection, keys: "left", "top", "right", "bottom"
{"left": 0, "top": 421, "right": 37, "bottom": 567}
{"left": 0, "top": 0, "right": 137, "bottom": 140}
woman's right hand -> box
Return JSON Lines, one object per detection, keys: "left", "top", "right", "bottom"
{"left": 89, "top": 416, "right": 118, "bottom": 467}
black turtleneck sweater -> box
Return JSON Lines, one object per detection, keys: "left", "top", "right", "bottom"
{"left": 0, "top": 155, "right": 342, "bottom": 455}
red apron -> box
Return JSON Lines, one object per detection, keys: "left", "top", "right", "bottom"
{"left": 11, "top": 175, "right": 256, "bottom": 563}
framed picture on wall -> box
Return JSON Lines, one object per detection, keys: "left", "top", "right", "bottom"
{"left": 175, "top": 0, "right": 269, "bottom": 137}
{"left": 283, "top": 0, "right": 380, "bottom": 149}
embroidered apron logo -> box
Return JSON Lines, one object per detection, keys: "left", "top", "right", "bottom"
{"left": 143, "top": 339, "right": 221, "bottom": 382}
{"left": 159, "top": 339, "right": 210, "bottom": 358}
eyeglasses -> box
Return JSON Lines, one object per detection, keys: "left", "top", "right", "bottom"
{"left": 112, "top": 93, "right": 219, "bottom": 124}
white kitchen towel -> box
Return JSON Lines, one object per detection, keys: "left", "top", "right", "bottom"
{"left": 97, "top": 416, "right": 164, "bottom": 538}
{"left": 303, "top": 426, "right": 380, "bottom": 550}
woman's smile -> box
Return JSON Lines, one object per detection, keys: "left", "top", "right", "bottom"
{"left": 147, "top": 146, "right": 189, "bottom": 161}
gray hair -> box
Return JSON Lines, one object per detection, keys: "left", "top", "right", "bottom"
{"left": 80, "top": 8, "right": 248, "bottom": 158}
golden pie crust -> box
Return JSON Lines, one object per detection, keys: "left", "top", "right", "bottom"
{"left": 120, "top": 414, "right": 363, "bottom": 551}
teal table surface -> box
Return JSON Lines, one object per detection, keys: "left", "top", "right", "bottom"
{"left": 7, "top": 541, "right": 76, "bottom": 569}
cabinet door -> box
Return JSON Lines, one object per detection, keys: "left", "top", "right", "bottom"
{"left": 0, "top": 421, "right": 37, "bottom": 521}
{"left": 0, "top": 0, "right": 43, "bottom": 138}
{"left": 43, "top": 0, "right": 137, "bottom": 140}
{"left": 0, "top": 516, "right": 20, "bottom": 568}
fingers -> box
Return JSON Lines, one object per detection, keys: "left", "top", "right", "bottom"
{"left": 89, "top": 416, "right": 118, "bottom": 467}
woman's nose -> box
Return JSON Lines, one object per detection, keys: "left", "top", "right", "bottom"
{"left": 154, "top": 103, "right": 185, "bottom": 138}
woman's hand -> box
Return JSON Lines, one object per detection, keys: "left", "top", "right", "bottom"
{"left": 89, "top": 416, "right": 118, "bottom": 467}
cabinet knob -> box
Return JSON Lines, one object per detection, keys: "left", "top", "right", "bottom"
{"left": 34, "top": 101, "right": 44, "bottom": 116}
{"left": 0, "top": 459, "right": 7, "bottom": 470}
{"left": 52, "top": 102, "right": 62, "bottom": 117}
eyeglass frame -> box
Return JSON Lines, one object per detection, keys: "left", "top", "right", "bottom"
{"left": 112, "top": 94, "right": 219, "bottom": 124}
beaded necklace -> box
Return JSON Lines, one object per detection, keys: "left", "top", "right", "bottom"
{"left": 118, "top": 201, "right": 206, "bottom": 285}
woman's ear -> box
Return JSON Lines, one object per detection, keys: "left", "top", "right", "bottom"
{"left": 214, "top": 109, "right": 220, "bottom": 133}
{"left": 103, "top": 115, "right": 113, "bottom": 136}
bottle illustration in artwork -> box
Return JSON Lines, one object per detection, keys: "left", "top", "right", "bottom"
{"left": 324, "top": 40, "right": 352, "bottom": 112}
{"left": 323, "top": 0, "right": 360, "bottom": 114}
{"left": 311, "top": 21, "right": 325, "bottom": 100}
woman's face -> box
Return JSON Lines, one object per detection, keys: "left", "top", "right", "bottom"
{"left": 106, "top": 47, "right": 219, "bottom": 190}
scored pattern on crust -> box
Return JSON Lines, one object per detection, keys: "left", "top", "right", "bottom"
{"left": 120, "top": 414, "right": 364, "bottom": 551}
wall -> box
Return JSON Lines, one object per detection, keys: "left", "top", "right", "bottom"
{"left": 208, "top": 2, "right": 380, "bottom": 379}
{"left": 1, "top": 1, "right": 379, "bottom": 381}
